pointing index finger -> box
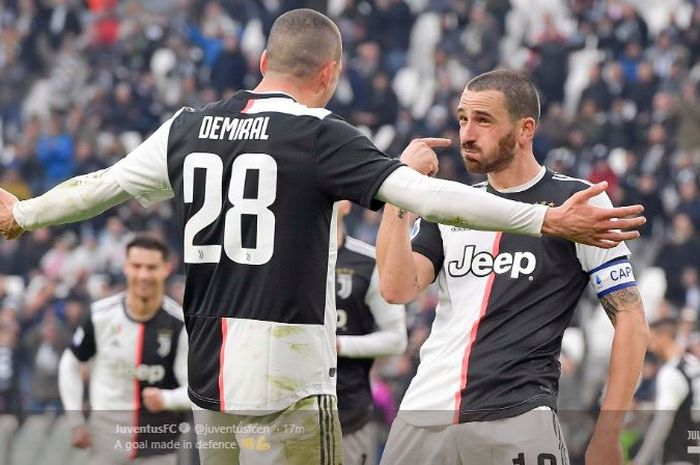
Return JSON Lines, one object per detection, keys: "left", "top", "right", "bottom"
{"left": 418, "top": 138, "right": 452, "bottom": 148}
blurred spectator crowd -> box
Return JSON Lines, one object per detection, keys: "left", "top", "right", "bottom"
{"left": 0, "top": 0, "right": 700, "bottom": 463}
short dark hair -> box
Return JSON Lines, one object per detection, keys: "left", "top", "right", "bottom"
{"left": 266, "top": 8, "right": 341, "bottom": 79}
{"left": 126, "top": 234, "right": 170, "bottom": 261}
{"left": 467, "top": 69, "right": 541, "bottom": 123}
{"left": 649, "top": 317, "right": 678, "bottom": 337}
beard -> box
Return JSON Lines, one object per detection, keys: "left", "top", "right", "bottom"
{"left": 462, "top": 131, "right": 517, "bottom": 174}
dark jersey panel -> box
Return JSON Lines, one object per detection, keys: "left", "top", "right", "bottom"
{"left": 136, "top": 310, "right": 186, "bottom": 457}
{"left": 315, "top": 117, "right": 403, "bottom": 210}
{"left": 665, "top": 355, "right": 700, "bottom": 463}
{"left": 166, "top": 92, "right": 401, "bottom": 326}
{"left": 71, "top": 312, "right": 97, "bottom": 362}
{"left": 335, "top": 240, "right": 377, "bottom": 433}
{"left": 411, "top": 218, "right": 444, "bottom": 278}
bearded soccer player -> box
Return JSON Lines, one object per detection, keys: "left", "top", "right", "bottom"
{"left": 1, "top": 10, "right": 645, "bottom": 465}
{"left": 377, "top": 70, "right": 649, "bottom": 465}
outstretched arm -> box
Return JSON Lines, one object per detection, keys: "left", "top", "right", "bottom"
{"left": 376, "top": 167, "right": 644, "bottom": 249}
{"left": 0, "top": 110, "right": 180, "bottom": 239}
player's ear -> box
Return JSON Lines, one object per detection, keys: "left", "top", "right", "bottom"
{"left": 259, "top": 50, "right": 269, "bottom": 76}
{"left": 518, "top": 117, "right": 536, "bottom": 142}
{"left": 318, "top": 60, "right": 337, "bottom": 91}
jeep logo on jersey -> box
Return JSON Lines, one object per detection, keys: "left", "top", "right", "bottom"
{"left": 448, "top": 245, "right": 536, "bottom": 278}
{"left": 114, "top": 361, "right": 166, "bottom": 384}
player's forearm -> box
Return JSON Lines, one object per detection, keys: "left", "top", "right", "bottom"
{"left": 58, "top": 350, "right": 86, "bottom": 427}
{"left": 338, "top": 317, "right": 407, "bottom": 358}
{"left": 376, "top": 204, "right": 419, "bottom": 303}
{"left": 376, "top": 167, "right": 547, "bottom": 237}
{"left": 13, "top": 168, "right": 131, "bottom": 230}
{"left": 597, "top": 304, "right": 649, "bottom": 433}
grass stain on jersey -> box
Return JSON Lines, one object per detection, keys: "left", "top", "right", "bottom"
{"left": 268, "top": 376, "right": 300, "bottom": 392}
{"left": 288, "top": 343, "right": 312, "bottom": 355}
{"left": 271, "top": 327, "right": 305, "bottom": 338}
{"left": 424, "top": 215, "right": 472, "bottom": 228}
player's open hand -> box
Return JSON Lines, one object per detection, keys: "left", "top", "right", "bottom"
{"left": 399, "top": 138, "right": 451, "bottom": 176}
{"left": 143, "top": 387, "right": 166, "bottom": 413}
{"left": 71, "top": 425, "right": 92, "bottom": 449}
{"left": 0, "top": 188, "right": 24, "bottom": 240}
{"left": 542, "top": 182, "right": 645, "bottom": 248}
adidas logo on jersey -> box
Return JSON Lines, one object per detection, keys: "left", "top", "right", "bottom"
{"left": 448, "top": 245, "right": 536, "bottom": 279}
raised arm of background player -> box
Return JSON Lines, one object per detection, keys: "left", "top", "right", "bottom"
{"left": 0, "top": 119, "right": 644, "bottom": 244}
{"left": 378, "top": 146, "right": 648, "bottom": 465}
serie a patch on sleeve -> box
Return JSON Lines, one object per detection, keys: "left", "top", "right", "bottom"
{"left": 589, "top": 257, "right": 636, "bottom": 298}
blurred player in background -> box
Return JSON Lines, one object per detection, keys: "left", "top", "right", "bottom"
{"left": 0, "top": 8, "right": 646, "bottom": 465}
{"left": 377, "top": 70, "right": 649, "bottom": 465}
{"left": 335, "top": 200, "right": 407, "bottom": 465}
{"left": 59, "top": 234, "right": 189, "bottom": 465}
{"left": 632, "top": 318, "right": 700, "bottom": 465}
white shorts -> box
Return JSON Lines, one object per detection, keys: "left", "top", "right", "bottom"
{"left": 380, "top": 408, "right": 569, "bottom": 465}
{"left": 342, "top": 421, "right": 377, "bottom": 465}
{"left": 192, "top": 394, "right": 342, "bottom": 465}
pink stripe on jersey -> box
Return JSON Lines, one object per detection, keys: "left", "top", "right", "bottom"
{"left": 219, "top": 318, "right": 228, "bottom": 412}
{"left": 453, "top": 232, "right": 502, "bottom": 424}
{"left": 241, "top": 99, "right": 254, "bottom": 113}
{"left": 130, "top": 323, "right": 145, "bottom": 459}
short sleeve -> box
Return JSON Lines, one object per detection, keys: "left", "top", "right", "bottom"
{"left": 314, "top": 116, "right": 403, "bottom": 211}
{"left": 575, "top": 190, "right": 632, "bottom": 272}
{"left": 411, "top": 218, "right": 444, "bottom": 279}
{"left": 574, "top": 191, "right": 635, "bottom": 298}
{"left": 70, "top": 314, "right": 96, "bottom": 362}
{"left": 110, "top": 109, "right": 184, "bottom": 207}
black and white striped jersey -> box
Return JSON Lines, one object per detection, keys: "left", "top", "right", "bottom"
{"left": 69, "top": 293, "right": 187, "bottom": 456}
{"left": 110, "top": 91, "right": 402, "bottom": 413}
{"left": 400, "top": 167, "right": 633, "bottom": 425}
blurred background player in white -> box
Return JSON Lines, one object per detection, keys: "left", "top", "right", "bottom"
{"left": 632, "top": 317, "right": 700, "bottom": 465}
{"left": 58, "top": 234, "right": 189, "bottom": 465}
{"left": 377, "top": 70, "right": 649, "bottom": 465}
{"left": 335, "top": 200, "right": 407, "bottom": 465}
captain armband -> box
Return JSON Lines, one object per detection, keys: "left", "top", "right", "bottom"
{"left": 588, "top": 257, "right": 636, "bottom": 298}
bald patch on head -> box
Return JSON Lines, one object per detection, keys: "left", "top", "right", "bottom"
{"left": 266, "top": 9, "right": 341, "bottom": 79}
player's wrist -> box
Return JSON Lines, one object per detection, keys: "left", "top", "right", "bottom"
{"left": 540, "top": 206, "right": 561, "bottom": 237}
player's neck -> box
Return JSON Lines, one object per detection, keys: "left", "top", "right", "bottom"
{"left": 254, "top": 75, "right": 323, "bottom": 108}
{"left": 487, "top": 153, "right": 542, "bottom": 192}
{"left": 125, "top": 293, "right": 162, "bottom": 321}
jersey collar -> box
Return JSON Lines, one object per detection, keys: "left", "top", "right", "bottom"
{"left": 491, "top": 166, "right": 547, "bottom": 194}
{"left": 245, "top": 90, "right": 298, "bottom": 102}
